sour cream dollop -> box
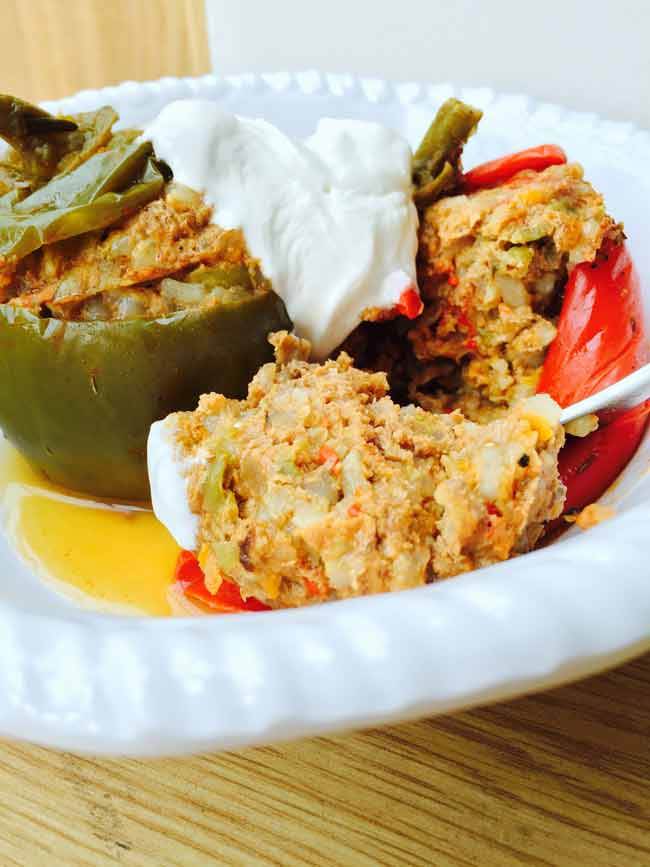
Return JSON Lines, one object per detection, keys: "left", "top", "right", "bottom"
{"left": 144, "top": 100, "right": 419, "bottom": 359}
{"left": 147, "top": 417, "right": 199, "bottom": 550}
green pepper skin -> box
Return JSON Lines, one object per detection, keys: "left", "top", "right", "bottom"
{"left": 0, "top": 143, "right": 163, "bottom": 263}
{"left": 0, "top": 95, "right": 77, "bottom": 146}
{"left": 13, "top": 140, "right": 152, "bottom": 213}
{"left": 0, "top": 96, "right": 119, "bottom": 187}
{"left": 0, "top": 293, "right": 291, "bottom": 500}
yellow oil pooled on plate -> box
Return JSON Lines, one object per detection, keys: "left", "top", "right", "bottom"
{"left": 0, "top": 440, "right": 179, "bottom": 616}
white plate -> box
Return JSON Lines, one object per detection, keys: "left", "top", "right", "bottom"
{"left": 0, "top": 73, "right": 649, "bottom": 757}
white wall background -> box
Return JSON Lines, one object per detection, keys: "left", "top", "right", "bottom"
{"left": 206, "top": 0, "right": 650, "bottom": 128}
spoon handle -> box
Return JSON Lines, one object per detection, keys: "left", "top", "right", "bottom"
{"left": 559, "top": 363, "right": 650, "bottom": 425}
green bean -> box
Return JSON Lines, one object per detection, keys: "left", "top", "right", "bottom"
{"left": 412, "top": 98, "right": 482, "bottom": 207}
{"left": 412, "top": 161, "right": 456, "bottom": 208}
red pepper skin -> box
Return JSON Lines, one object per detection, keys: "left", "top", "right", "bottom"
{"left": 174, "top": 550, "right": 271, "bottom": 613}
{"left": 462, "top": 145, "right": 567, "bottom": 192}
{"left": 559, "top": 402, "right": 650, "bottom": 514}
{"left": 538, "top": 241, "right": 648, "bottom": 402}
{"left": 538, "top": 240, "right": 650, "bottom": 511}
{"left": 174, "top": 549, "right": 204, "bottom": 585}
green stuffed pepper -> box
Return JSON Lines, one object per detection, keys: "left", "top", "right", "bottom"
{"left": 0, "top": 96, "right": 290, "bottom": 500}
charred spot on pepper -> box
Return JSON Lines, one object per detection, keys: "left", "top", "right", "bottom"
{"left": 576, "top": 453, "right": 598, "bottom": 475}
{"left": 152, "top": 158, "right": 173, "bottom": 183}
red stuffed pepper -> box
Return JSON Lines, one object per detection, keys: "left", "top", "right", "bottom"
{"left": 462, "top": 146, "right": 649, "bottom": 513}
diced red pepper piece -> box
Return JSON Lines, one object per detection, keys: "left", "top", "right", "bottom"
{"left": 395, "top": 286, "right": 424, "bottom": 319}
{"left": 318, "top": 444, "right": 341, "bottom": 475}
{"left": 462, "top": 144, "right": 567, "bottom": 193}
{"left": 174, "top": 549, "right": 205, "bottom": 585}
{"left": 456, "top": 308, "right": 476, "bottom": 337}
{"left": 174, "top": 550, "right": 270, "bottom": 613}
{"left": 318, "top": 444, "right": 338, "bottom": 464}
{"left": 303, "top": 577, "right": 322, "bottom": 597}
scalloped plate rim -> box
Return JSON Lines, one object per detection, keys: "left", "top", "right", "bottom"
{"left": 0, "top": 71, "right": 647, "bottom": 756}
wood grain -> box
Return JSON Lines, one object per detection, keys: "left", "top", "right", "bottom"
{"left": 0, "top": 3, "right": 648, "bottom": 865}
{"left": 0, "top": 0, "right": 210, "bottom": 103}
{"left": 0, "top": 655, "right": 648, "bottom": 866}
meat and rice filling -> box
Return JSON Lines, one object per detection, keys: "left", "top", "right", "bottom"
{"left": 166, "top": 332, "right": 565, "bottom": 608}
{"left": 346, "top": 162, "right": 618, "bottom": 422}
{"left": 0, "top": 182, "right": 267, "bottom": 320}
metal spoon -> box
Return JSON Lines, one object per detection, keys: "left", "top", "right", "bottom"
{"left": 559, "top": 362, "right": 650, "bottom": 425}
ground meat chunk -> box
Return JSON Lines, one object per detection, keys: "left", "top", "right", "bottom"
{"left": 170, "top": 332, "right": 565, "bottom": 608}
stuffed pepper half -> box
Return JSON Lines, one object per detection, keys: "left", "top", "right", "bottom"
{"left": 0, "top": 96, "right": 290, "bottom": 499}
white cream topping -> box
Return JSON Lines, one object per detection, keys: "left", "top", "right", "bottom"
{"left": 147, "top": 418, "right": 199, "bottom": 549}
{"left": 144, "top": 100, "right": 419, "bottom": 359}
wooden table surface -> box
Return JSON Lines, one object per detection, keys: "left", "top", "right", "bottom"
{"left": 1, "top": 2, "right": 649, "bottom": 864}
